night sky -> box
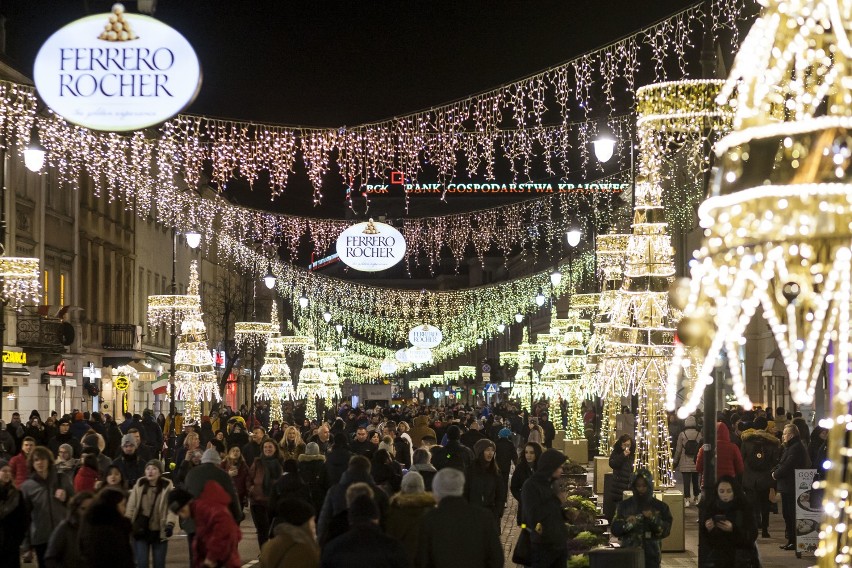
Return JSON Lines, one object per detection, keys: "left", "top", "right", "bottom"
{"left": 0, "top": 0, "right": 698, "bottom": 215}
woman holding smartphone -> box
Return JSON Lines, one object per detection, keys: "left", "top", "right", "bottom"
{"left": 699, "top": 476, "right": 759, "bottom": 567}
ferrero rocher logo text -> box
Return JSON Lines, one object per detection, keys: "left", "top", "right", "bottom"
{"left": 336, "top": 220, "right": 406, "bottom": 271}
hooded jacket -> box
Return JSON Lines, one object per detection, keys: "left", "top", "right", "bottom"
{"left": 696, "top": 422, "right": 744, "bottom": 486}
{"left": 191, "top": 480, "right": 243, "bottom": 568}
{"left": 409, "top": 415, "right": 436, "bottom": 449}
{"left": 385, "top": 491, "right": 436, "bottom": 562}
{"left": 520, "top": 449, "right": 569, "bottom": 551}
{"left": 673, "top": 416, "right": 702, "bottom": 473}
{"left": 698, "top": 488, "right": 758, "bottom": 567}
{"left": 740, "top": 428, "right": 782, "bottom": 490}
{"left": 608, "top": 441, "right": 635, "bottom": 504}
{"left": 259, "top": 522, "right": 320, "bottom": 568}
{"left": 611, "top": 469, "right": 673, "bottom": 567}
{"left": 126, "top": 476, "right": 180, "bottom": 541}
{"left": 316, "top": 469, "right": 389, "bottom": 545}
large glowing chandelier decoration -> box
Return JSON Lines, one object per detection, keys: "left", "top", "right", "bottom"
{"left": 661, "top": 1, "right": 852, "bottom": 564}
{"left": 0, "top": 253, "right": 40, "bottom": 310}
{"left": 600, "top": 80, "right": 732, "bottom": 488}
{"left": 172, "top": 261, "right": 219, "bottom": 422}
{"left": 256, "top": 303, "right": 294, "bottom": 424}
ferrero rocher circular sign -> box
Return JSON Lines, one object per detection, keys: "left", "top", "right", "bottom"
{"left": 336, "top": 219, "right": 406, "bottom": 272}
{"left": 33, "top": 3, "right": 202, "bottom": 132}
{"left": 408, "top": 324, "right": 443, "bottom": 349}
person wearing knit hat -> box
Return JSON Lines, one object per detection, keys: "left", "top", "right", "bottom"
{"left": 114, "top": 431, "right": 146, "bottom": 486}
{"left": 385, "top": 471, "right": 436, "bottom": 562}
{"left": 522, "top": 448, "right": 571, "bottom": 565}
{"left": 468, "top": 438, "right": 505, "bottom": 521}
{"left": 321, "top": 494, "right": 410, "bottom": 567}
{"left": 200, "top": 448, "right": 221, "bottom": 465}
{"left": 261, "top": 498, "right": 320, "bottom": 568}
{"left": 673, "top": 415, "right": 703, "bottom": 507}
{"left": 418, "top": 467, "right": 504, "bottom": 567}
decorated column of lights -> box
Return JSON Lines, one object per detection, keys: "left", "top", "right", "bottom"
{"left": 600, "top": 80, "right": 731, "bottom": 487}
{"left": 296, "top": 345, "right": 325, "bottom": 422}
{"left": 661, "top": 1, "right": 852, "bottom": 563}
{"left": 234, "top": 285, "right": 277, "bottom": 419}
{"left": 538, "top": 328, "right": 569, "bottom": 429}
{"left": 255, "top": 302, "right": 294, "bottom": 424}
{"left": 559, "top": 311, "right": 592, "bottom": 440}
{"left": 584, "top": 230, "right": 631, "bottom": 455}
{"left": 317, "top": 348, "right": 343, "bottom": 408}
{"left": 505, "top": 328, "right": 546, "bottom": 412}
{"left": 172, "top": 261, "right": 219, "bottom": 423}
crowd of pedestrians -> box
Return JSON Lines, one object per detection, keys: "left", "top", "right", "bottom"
{"left": 0, "top": 399, "right": 827, "bottom": 568}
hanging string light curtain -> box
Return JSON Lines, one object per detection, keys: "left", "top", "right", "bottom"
{"left": 0, "top": 0, "right": 745, "bottom": 214}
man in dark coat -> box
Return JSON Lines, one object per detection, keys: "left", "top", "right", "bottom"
{"left": 184, "top": 449, "right": 244, "bottom": 523}
{"left": 521, "top": 448, "right": 570, "bottom": 567}
{"left": 417, "top": 467, "right": 503, "bottom": 568}
{"left": 430, "top": 425, "right": 473, "bottom": 474}
{"left": 118, "top": 412, "right": 134, "bottom": 435}
{"left": 321, "top": 494, "right": 410, "bottom": 568}
{"left": 242, "top": 427, "right": 265, "bottom": 467}
{"left": 140, "top": 409, "right": 164, "bottom": 459}
{"left": 325, "top": 432, "right": 354, "bottom": 486}
{"left": 611, "top": 468, "right": 673, "bottom": 568}
{"left": 538, "top": 413, "right": 556, "bottom": 449}
{"left": 349, "top": 427, "right": 374, "bottom": 459}
{"left": 112, "top": 433, "right": 146, "bottom": 485}
{"left": 48, "top": 418, "right": 82, "bottom": 458}
{"left": 772, "top": 424, "right": 811, "bottom": 550}
{"left": 317, "top": 455, "right": 389, "bottom": 545}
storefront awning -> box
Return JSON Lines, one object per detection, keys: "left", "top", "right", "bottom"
{"left": 145, "top": 351, "right": 171, "bottom": 365}
{"left": 762, "top": 349, "right": 787, "bottom": 378}
{"left": 126, "top": 360, "right": 157, "bottom": 382}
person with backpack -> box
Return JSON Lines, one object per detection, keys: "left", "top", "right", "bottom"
{"left": 429, "top": 425, "right": 473, "bottom": 474}
{"left": 740, "top": 416, "right": 781, "bottom": 538}
{"left": 673, "top": 416, "right": 702, "bottom": 507}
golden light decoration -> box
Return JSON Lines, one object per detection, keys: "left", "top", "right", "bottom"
{"left": 146, "top": 294, "right": 199, "bottom": 328}
{"left": 296, "top": 347, "right": 325, "bottom": 421}
{"left": 317, "top": 348, "right": 342, "bottom": 402}
{"left": 173, "top": 261, "right": 219, "bottom": 423}
{"left": 256, "top": 304, "right": 294, "bottom": 424}
{"left": 659, "top": 1, "right": 852, "bottom": 563}
{"left": 278, "top": 335, "right": 314, "bottom": 353}
{"left": 234, "top": 320, "right": 276, "bottom": 351}
{"left": 458, "top": 365, "right": 476, "bottom": 380}
{"left": 0, "top": 256, "right": 40, "bottom": 310}
{"left": 599, "top": 80, "right": 731, "bottom": 488}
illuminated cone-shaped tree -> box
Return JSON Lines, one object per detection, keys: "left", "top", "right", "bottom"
{"left": 585, "top": 231, "right": 630, "bottom": 455}
{"left": 296, "top": 346, "right": 324, "bottom": 422}
{"left": 256, "top": 303, "right": 294, "bottom": 424}
{"left": 174, "top": 261, "right": 219, "bottom": 423}
{"left": 559, "top": 311, "right": 590, "bottom": 441}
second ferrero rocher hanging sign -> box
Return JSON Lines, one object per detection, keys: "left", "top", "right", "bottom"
{"left": 33, "top": 3, "right": 202, "bottom": 132}
{"left": 336, "top": 219, "right": 406, "bottom": 272}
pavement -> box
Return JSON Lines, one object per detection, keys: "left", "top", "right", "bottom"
{"left": 154, "top": 467, "right": 818, "bottom": 567}
{"left": 500, "top": 469, "right": 817, "bottom": 568}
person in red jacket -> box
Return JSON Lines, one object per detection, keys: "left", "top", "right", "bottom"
{"left": 168, "top": 481, "right": 242, "bottom": 568}
{"left": 9, "top": 436, "right": 36, "bottom": 488}
{"left": 74, "top": 451, "right": 101, "bottom": 492}
{"left": 696, "top": 422, "right": 744, "bottom": 489}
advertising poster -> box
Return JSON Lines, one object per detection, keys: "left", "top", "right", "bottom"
{"left": 794, "top": 468, "right": 820, "bottom": 557}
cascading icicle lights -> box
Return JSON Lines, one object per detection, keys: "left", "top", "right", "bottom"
{"left": 0, "top": 256, "right": 40, "bottom": 310}
{"left": 173, "top": 261, "right": 219, "bottom": 423}
{"left": 661, "top": 1, "right": 852, "bottom": 563}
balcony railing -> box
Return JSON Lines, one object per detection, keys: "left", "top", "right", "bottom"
{"left": 16, "top": 314, "right": 64, "bottom": 349}
{"left": 101, "top": 324, "right": 138, "bottom": 351}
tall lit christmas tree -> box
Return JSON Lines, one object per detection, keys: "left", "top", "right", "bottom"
{"left": 601, "top": 80, "right": 731, "bottom": 486}
{"left": 256, "top": 302, "right": 294, "bottom": 424}
{"left": 586, "top": 230, "right": 630, "bottom": 454}
{"left": 174, "top": 261, "right": 219, "bottom": 423}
